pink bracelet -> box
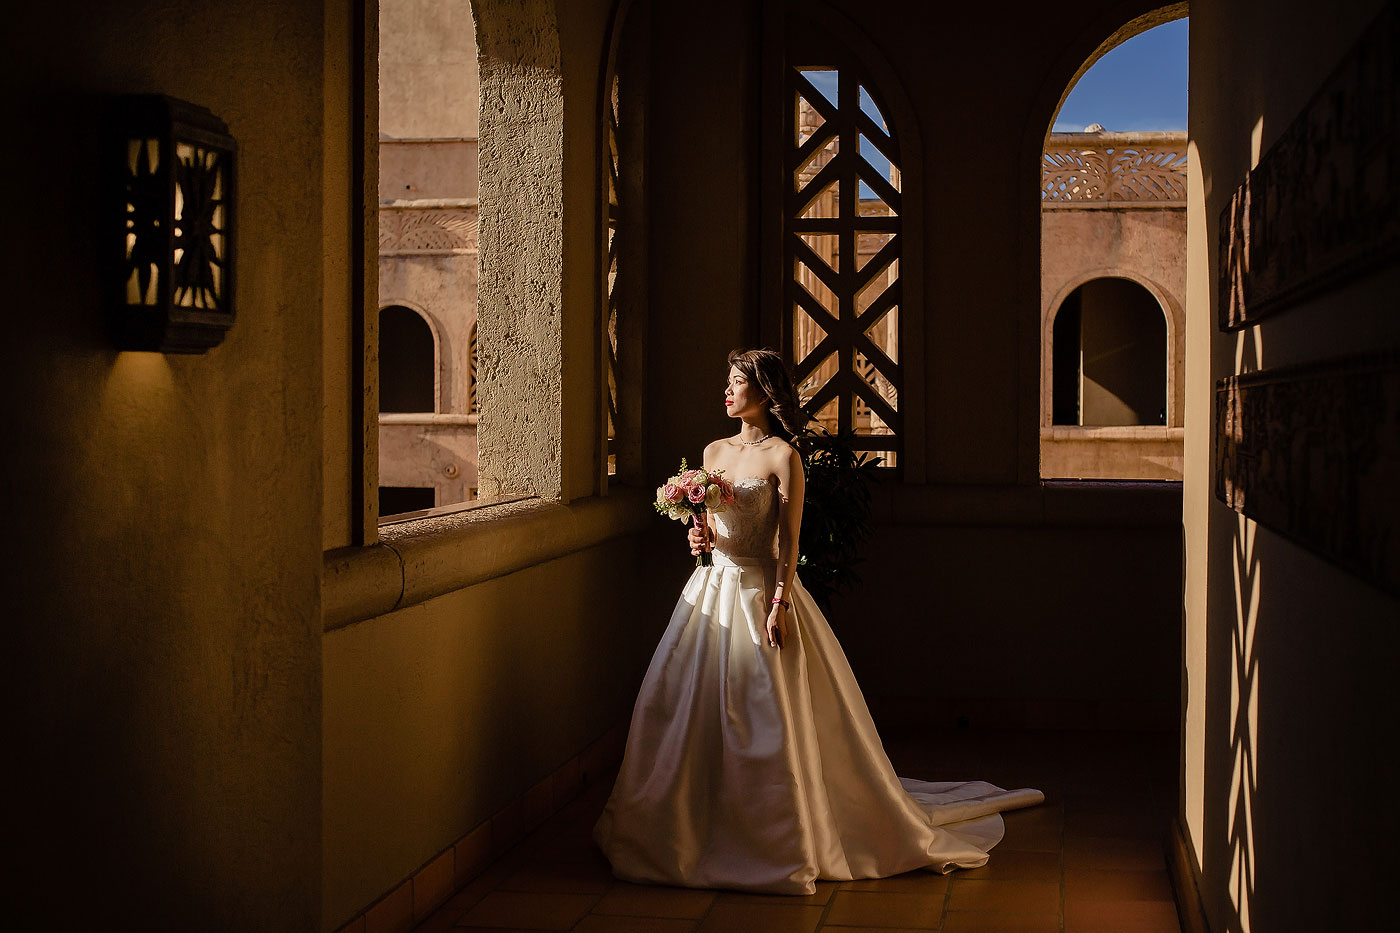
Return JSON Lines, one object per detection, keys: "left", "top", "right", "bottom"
{"left": 771, "top": 597, "right": 790, "bottom": 609}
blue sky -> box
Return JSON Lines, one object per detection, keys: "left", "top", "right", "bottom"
{"left": 802, "top": 71, "right": 898, "bottom": 200}
{"left": 803, "top": 18, "right": 1187, "bottom": 199}
{"left": 1052, "top": 19, "right": 1189, "bottom": 133}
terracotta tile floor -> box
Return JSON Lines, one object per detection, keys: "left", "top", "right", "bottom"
{"left": 414, "top": 728, "right": 1181, "bottom": 933}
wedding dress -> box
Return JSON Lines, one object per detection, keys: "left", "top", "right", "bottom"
{"left": 593, "top": 476, "right": 1043, "bottom": 894}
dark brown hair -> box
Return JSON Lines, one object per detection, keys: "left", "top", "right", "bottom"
{"left": 727, "top": 348, "right": 811, "bottom": 442}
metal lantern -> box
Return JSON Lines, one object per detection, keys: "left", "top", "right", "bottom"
{"left": 107, "top": 95, "right": 236, "bottom": 353}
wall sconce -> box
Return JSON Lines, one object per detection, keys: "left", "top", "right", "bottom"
{"left": 107, "top": 95, "right": 236, "bottom": 353}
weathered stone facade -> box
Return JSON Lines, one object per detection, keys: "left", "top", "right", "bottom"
{"left": 1040, "top": 130, "right": 1188, "bottom": 480}
{"left": 377, "top": 0, "right": 482, "bottom": 512}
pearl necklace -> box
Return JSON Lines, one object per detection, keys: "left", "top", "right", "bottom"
{"left": 740, "top": 433, "right": 771, "bottom": 446}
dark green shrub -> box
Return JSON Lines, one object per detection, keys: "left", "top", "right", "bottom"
{"left": 797, "top": 430, "right": 884, "bottom": 612}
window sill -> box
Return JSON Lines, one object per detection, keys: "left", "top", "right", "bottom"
{"left": 323, "top": 487, "right": 652, "bottom": 632}
{"left": 1040, "top": 426, "right": 1184, "bottom": 440}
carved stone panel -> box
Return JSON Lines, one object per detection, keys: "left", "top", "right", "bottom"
{"left": 1042, "top": 135, "right": 1188, "bottom": 203}
{"left": 379, "top": 206, "right": 479, "bottom": 253}
{"left": 1218, "top": 5, "right": 1400, "bottom": 330}
{"left": 1215, "top": 353, "right": 1400, "bottom": 595}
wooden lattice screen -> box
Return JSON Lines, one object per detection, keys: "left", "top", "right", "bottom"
{"left": 785, "top": 65, "right": 902, "bottom": 466}
{"left": 603, "top": 73, "right": 621, "bottom": 475}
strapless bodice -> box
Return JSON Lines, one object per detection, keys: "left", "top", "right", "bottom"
{"left": 713, "top": 477, "right": 778, "bottom": 560}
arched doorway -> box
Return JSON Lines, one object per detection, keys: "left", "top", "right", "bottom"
{"left": 1052, "top": 277, "right": 1167, "bottom": 426}
{"left": 378, "top": 304, "right": 437, "bottom": 414}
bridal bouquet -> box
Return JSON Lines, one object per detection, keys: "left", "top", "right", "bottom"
{"left": 655, "top": 458, "right": 736, "bottom": 566}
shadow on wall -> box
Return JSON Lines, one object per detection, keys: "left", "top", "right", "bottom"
{"left": 1223, "top": 512, "right": 1259, "bottom": 932}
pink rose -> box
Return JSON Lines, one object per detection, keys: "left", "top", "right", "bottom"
{"left": 663, "top": 483, "right": 684, "bottom": 504}
{"left": 687, "top": 484, "right": 707, "bottom": 504}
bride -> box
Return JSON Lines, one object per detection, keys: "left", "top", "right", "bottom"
{"left": 593, "top": 348, "right": 1043, "bottom": 894}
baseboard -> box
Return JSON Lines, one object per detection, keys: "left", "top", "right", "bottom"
{"left": 1165, "top": 814, "right": 1210, "bottom": 933}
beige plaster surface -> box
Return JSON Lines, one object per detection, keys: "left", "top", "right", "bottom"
{"left": 322, "top": 533, "right": 669, "bottom": 929}
{"left": 379, "top": 138, "right": 479, "bottom": 200}
{"left": 1040, "top": 203, "right": 1186, "bottom": 478}
{"left": 323, "top": 0, "right": 360, "bottom": 551}
{"left": 1041, "top": 427, "right": 1185, "bottom": 481}
{"left": 378, "top": 417, "right": 477, "bottom": 501}
{"left": 7, "top": 1, "right": 324, "bottom": 928}
{"left": 1184, "top": 2, "right": 1400, "bottom": 931}
{"left": 378, "top": 0, "right": 479, "bottom": 140}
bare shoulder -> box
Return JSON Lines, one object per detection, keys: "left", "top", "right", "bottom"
{"left": 702, "top": 436, "right": 732, "bottom": 471}
{"left": 769, "top": 438, "right": 803, "bottom": 476}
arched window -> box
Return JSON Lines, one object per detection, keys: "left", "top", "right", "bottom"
{"left": 379, "top": 304, "right": 436, "bottom": 413}
{"left": 597, "top": 0, "right": 648, "bottom": 489}
{"left": 779, "top": 28, "right": 910, "bottom": 469}
{"left": 1051, "top": 278, "right": 1167, "bottom": 426}
{"left": 603, "top": 69, "right": 620, "bottom": 477}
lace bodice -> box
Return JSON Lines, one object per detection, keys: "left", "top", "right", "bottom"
{"left": 713, "top": 477, "right": 779, "bottom": 559}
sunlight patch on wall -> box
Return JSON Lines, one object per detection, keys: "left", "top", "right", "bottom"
{"left": 1227, "top": 511, "right": 1261, "bottom": 932}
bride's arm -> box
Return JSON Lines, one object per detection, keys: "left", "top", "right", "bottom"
{"left": 768, "top": 445, "right": 805, "bottom": 647}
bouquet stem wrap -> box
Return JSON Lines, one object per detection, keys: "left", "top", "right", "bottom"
{"left": 694, "top": 510, "right": 712, "bottom": 567}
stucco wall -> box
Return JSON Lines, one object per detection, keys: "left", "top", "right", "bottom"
{"left": 1041, "top": 207, "right": 1187, "bottom": 427}
{"left": 379, "top": 0, "right": 479, "bottom": 139}
{"left": 6, "top": 1, "right": 324, "bottom": 928}
{"left": 322, "top": 532, "right": 670, "bottom": 928}
{"left": 1185, "top": 0, "right": 1400, "bottom": 929}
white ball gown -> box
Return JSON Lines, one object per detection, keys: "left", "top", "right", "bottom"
{"left": 594, "top": 476, "right": 1044, "bottom": 895}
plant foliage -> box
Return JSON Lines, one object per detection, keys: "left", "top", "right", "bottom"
{"left": 796, "top": 430, "right": 884, "bottom": 612}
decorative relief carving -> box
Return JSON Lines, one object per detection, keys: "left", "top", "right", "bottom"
{"left": 1218, "top": 4, "right": 1399, "bottom": 329}
{"left": 379, "top": 207, "right": 479, "bottom": 253}
{"left": 1042, "top": 137, "right": 1188, "bottom": 202}
{"left": 1215, "top": 353, "right": 1400, "bottom": 596}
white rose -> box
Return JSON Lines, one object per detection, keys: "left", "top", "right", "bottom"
{"left": 704, "top": 484, "right": 721, "bottom": 509}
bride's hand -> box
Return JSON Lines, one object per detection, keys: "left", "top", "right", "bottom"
{"left": 765, "top": 605, "right": 788, "bottom": 649}
{"left": 687, "top": 521, "right": 712, "bottom": 556}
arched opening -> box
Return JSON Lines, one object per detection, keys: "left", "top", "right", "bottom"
{"left": 1038, "top": 11, "right": 1187, "bottom": 481}
{"left": 1052, "top": 277, "right": 1167, "bottom": 426}
{"left": 773, "top": 10, "right": 918, "bottom": 472}
{"left": 378, "top": 304, "right": 437, "bottom": 414}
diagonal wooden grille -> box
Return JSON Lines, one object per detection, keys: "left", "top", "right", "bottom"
{"left": 604, "top": 73, "right": 620, "bottom": 474}
{"left": 786, "top": 67, "right": 901, "bottom": 465}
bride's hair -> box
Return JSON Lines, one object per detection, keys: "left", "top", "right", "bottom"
{"left": 727, "top": 348, "right": 812, "bottom": 442}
